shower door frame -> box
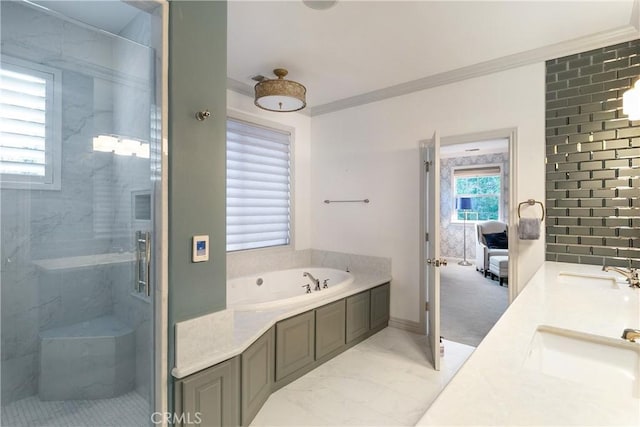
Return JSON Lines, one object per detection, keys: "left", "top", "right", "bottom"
{"left": 150, "top": 0, "right": 169, "bottom": 423}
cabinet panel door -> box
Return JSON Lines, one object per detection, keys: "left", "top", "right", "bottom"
{"left": 177, "top": 357, "right": 240, "bottom": 427}
{"left": 275, "top": 311, "right": 315, "bottom": 382}
{"left": 241, "top": 328, "right": 274, "bottom": 426}
{"left": 346, "top": 291, "right": 370, "bottom": 344}
{"left": 370, "top": 283, "right": 391, "bottom": 331}
{"left": 315, "top": 299, "right": 346, "bottom": 360}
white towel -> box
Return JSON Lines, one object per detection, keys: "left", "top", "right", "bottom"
{"left": 518, "top": 218, "right": 541, "bottom": 240}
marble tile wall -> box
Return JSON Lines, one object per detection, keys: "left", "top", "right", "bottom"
{"left": 227, "top": 249, "right": 312, "bottom": 279}
{"left": 310, "top": 249, "right": 392, "bottom": 276}
{"left": 1, "top": 2, "right": 154, "bottom": 405}
{"left": 112, "top": 264, "right": 152, "bottom": 402}
{"left": 440, "top": 152, "right": 510, "bottom": 259}
{"left": 227, "top": 248, "right": 391, "bottom": 279}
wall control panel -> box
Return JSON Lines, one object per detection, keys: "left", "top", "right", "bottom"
{"left": 192, "top": 235, "right": 209, "bottom": 262}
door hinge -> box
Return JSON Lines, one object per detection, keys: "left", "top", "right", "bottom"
{"left": 424, "top": 160, "right": 431, "bottom": 172}
{"left": 425, "top": 301, "right": 429, "bottom": 311}
{"left": 425, "top": 232, "right": 429, "bottom": 242}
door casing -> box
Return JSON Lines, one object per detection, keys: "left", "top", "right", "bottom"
{"left": 418, "top": 128, "right": 519, "bottom": 349}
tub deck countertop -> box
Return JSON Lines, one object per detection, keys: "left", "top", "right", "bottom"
{"left": 172, "top": 270, "right": 391, "bottom": 379}
{"left": 417, "top": 261, "right": 640, "bottom": 426}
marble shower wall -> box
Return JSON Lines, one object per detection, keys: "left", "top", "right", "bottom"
{"left": 1, "top": 2, "right": 154, "bottom": 405}
{"left": 440, "top": 152, "right": 510, "bottom": 260}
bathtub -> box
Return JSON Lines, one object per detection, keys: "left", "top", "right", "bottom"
{"left": 227, "top": 267, "right": 354, "bottom": 310}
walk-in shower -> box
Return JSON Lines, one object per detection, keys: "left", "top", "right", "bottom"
{"left": 1, "top": 1, "right": 165, "bottom": 425}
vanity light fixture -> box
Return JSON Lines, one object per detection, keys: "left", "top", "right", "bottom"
{"left": 622, "top": 79, "right": 640, "bottom": 121}
{"left": 253, "top": 68, "right": 306, "bottom": 113}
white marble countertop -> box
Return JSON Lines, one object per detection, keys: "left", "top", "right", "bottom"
{"left": 172, "top": 270, "right": 391, "bottom": 379}
{"left": 417, "top": 261, "right": 640, "bottom": 426}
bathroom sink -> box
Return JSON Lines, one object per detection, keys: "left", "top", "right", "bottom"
{"left": 557, "top": 272, "right": 620, "bottom": 289}
{"left": 524, "top": 325, "right": 640, "bottom": 398}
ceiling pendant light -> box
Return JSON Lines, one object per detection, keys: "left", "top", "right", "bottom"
{"left": 622, "top": 79, "right": 640, "bottom": 121}
{"left": 303, "top": 0, "right": 338, "bottom": 10}
{"left": 254, "top": 68, "right": 307, "bottom": 113}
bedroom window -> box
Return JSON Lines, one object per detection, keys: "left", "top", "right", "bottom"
{"left": 226, "top": 117, "right": 292, "bottom": 252}
{"left": 452, "top": 166, "right": 501, "bottom": 221}
{"left": 0, "top": 57, "right": 61, "bottom": 190}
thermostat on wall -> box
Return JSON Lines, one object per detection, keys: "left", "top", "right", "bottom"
{"left": 192, "top": 235, "right": 209, "bottom": 262}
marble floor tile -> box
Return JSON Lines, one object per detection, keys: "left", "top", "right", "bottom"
{"left": 251, "top": 327, "right": 474, "bottom": 427}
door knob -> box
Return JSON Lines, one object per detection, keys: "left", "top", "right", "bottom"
{"left": 427, "top": 258, "right": 448, "bottom": 267}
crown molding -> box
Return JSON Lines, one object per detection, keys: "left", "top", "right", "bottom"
{"left": 227, "top": 77, "right": 254, "bottom": 98}
{"left": 228, "top": 23, "right": 640, "bottom": 118}
{"left": 310, "top": 24, "right": 640, "bottom": 117}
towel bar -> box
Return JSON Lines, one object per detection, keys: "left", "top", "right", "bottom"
{"left": 323, "top": 199, "right": 370, "bottom": 204}
{"left": 517, "top": 199, "right": 544, "bottom": 221}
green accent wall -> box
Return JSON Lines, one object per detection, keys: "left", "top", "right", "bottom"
{"left": 168, "top": 0, "right": 227, "bottom": 327}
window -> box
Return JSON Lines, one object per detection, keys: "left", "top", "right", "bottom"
{"left": 0, "top": 57, "right": 61, "bottom": 189}
{"left": 226, "top": 118, "right": 292, "bottom": 252}
{"left": 453, "top": 166, "right": 501, "bottom": 221}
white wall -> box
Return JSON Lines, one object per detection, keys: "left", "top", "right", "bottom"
{"left": 310, "top": 64, "right": 546, "bottom": 325}
{"left": 227, "top": 90, "right": 312, "bottom": 250}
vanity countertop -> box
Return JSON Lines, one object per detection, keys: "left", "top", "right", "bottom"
{"left": 417, "top": 261, "right": 640, "bottom": 426}
{"left": 172, "top": 270, "right": 391, "bottom": 379}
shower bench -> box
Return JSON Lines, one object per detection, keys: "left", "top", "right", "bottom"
{"left": 39, "top": 315, "right": 135, "bottom": 400}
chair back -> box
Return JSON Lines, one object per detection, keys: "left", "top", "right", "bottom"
{"left": 476, "top": 221, "right": 508, "bottom": 245}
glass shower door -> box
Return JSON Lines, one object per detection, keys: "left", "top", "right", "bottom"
{"left": 0, "top": 1, "right": 165, "bottom": 425}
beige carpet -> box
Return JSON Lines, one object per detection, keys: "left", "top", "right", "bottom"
{"left": 440, "top": 258, "right": 508, "bottom": 347}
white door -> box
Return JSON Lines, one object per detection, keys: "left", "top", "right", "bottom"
{"left": 424, "top": 131, "right": 443, "bottom": 370}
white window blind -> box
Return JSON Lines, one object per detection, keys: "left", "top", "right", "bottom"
{"left": 226, "top": 118, "right": 291, "bottom": 252}
{"left": 453, "top": 166, "right": 501, "bottom": 177}
{"left": 0, "top": 57, "right": 60, "bottom": 189}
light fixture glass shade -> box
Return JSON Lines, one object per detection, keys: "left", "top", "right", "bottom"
{"left": 303, "top": 0, "right": 338, "bottom": 10}
{"left": 623, "top": 80, "right": 640, "bottom": 121}
{"left": 254, "top": 68, "right": 306, "bottom": 112}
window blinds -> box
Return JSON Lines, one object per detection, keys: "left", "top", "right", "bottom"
{"left": 226, "top": 118, "right": 291, "bottom": 252}
{"left": 0, "top": 66, "right": 50, "bottom": 178}
{"left": 453, "top": 166, "right": 501, "bottom": 177}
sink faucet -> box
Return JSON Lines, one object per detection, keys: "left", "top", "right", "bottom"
{"left": 602, "top": 266, "right": 639, "bottom": 288}
{"left": 621, "top": 328, "right": 640, "bottom": 342}
{"left": 303, "top": 272, "right": 321, "bottom": 291}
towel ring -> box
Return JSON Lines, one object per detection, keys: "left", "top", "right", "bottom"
{"left": 518, "top": 199, "right": 545, "bottom": 221}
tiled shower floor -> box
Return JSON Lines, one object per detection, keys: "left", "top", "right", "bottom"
{"left": 1, "top": 390, "right": 148, "bottom": 427}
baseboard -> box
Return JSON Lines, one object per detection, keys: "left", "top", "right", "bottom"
{"left": 389, "top": 317, "right": 423, "bottom": 335}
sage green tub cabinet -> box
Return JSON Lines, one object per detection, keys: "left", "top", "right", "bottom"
{"left": 370, "top": 283, "right": 391, "bottom": 331}
{"left": 275, "top": 310, "right": 315, "bottom": 383}
{"left": 174, "top": 282, "right": 391, "bottom": 426}
{"left": 346, "top": 291, "right": 371, "bottom": 344}
{"left": 174, "top": 356, "right": 240, "bottom": 427}
{"left": 315, "top": 299, "right": 346, "bottom": 360}
{"left": 241, "top": 328, "right": 275, "bottom": 426}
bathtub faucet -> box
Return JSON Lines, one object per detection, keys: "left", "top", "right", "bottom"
{"left": 602, "top": 265, "right": 639, "bottom": 288}
{"left": 303, "top": 272, "right": 321, "bottom": 291}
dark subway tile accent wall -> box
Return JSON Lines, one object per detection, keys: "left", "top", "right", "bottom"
{"left": 545, "top": 40, "right": 640, "bottom": 268}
